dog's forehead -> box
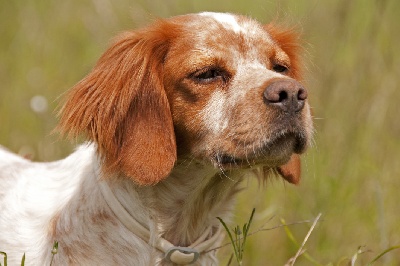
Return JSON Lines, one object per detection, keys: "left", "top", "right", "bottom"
{"left": 171, "top": 12, "right": 273, "bottom": 45}
{"left": 166, "top": 12, "right": 278, "bottom": 71}
{"left": 198, "top": 12, "right": 270, "bottom": 38}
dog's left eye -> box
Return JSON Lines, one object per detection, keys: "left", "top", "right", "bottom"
{"left": 192, "top": 68, "right": 227, "bottom": 84}
{"left": 272, "top": 64, "right": 288, "bottom": 73}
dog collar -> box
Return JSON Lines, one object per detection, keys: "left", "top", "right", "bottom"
{"left": 99, "top": 181, "right": 224, "bottom": 264}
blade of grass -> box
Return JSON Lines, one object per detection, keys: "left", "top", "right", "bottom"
{"left": 50, "top": 241, "right": 59, "bottom": 266}
{"left": 367, "top": 245, "right": 400, "bottom": 265}
{"left": 281, "top": 218, "right": 299, "bottom": 246}
{"left": 0, "top": 251, "right": 7, "bottom": 266}
{"left": 241, "top": 208, "right": 255, "bottom": 251}
{"left": 217, "top": 217, "right": 239, "bottom": 262}
{"left": 226, "top": 253, "right": 234, "bottom": 266}
{"left": 283, "top": 214, "right": 323, "bottom": 266}
{"left": 217, "top": 208, "right": 256, "bottom": 265}
{"left": 350, "top": 246, "right": 366, "bottom": 266}
{"left": 20, "top": 253, "right": 25, "bottom": 266}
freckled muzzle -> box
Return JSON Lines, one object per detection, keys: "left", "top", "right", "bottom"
{"left": 211, "top": 78, "right": 310, "bottom": 169}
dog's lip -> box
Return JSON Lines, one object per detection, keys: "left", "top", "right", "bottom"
{"left": 215, "top": 153, "right": 290, "bottom": 168}
{"left": 214, "top": 132, "right": 307, "bottom": 168}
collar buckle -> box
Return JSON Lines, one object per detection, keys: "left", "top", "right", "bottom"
{"left": 165, "top": 247, "right": 200, "bottom": 264}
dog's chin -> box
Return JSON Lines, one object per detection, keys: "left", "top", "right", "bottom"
{"left": 212, "top": 133, "right": 307, "bottom": 169}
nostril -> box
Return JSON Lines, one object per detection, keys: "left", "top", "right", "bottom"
{"left": 264, "top": 88, "right": 290, "bottom": 104}
{"left": 297, "top": 88, "right": 308, "bottom": 101}
{"left": 278, "top": 91, "right": 288, "bottom": 102}
{"left": 264, "top": 88, "right": 290, "bottom": 103}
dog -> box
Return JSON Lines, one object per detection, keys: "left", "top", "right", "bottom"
{"left": 0, "top": 12, "right": 313, "bottom": 265}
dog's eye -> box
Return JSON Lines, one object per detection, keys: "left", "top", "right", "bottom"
{"left": 192, "top": 68, "right": 226, "bottom": 84}
{"left": 272, "top": 64, "right": 288, "bottom": 73}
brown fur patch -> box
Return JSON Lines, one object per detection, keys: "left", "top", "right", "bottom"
{"left": 57, "top": 21, "right": 183, "bottom": 185}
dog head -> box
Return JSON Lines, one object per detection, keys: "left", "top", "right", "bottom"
{"left": 58, "top": 12, "right": 313, "bottom": 185}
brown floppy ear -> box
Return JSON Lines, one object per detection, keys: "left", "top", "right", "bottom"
{"left": 277, "top": 154, "right": 301, "bottom": 185}
{"left": 58, "top": 22, "right": 179, "bottom": 185}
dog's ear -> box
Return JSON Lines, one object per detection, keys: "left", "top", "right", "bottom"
{"left": 277, "top": 154, "right": 301, "bottom": 185}
{"left": 58, "top": 21, "right": 179, "bottom": 185}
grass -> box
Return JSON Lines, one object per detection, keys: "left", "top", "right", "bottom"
{"left": 217, "top": 208, "right": 256, "bottom": 265}
{"left": 219, "top": 209, "right": 398, "bottom": 265}
{"left": 281, "top": 214, "right": 322, "bottom": 265}
{"left": 0, "top": 0, "right": 399, "bottom": 265}
{"left": 0, "top": 251, "right": 7, "bottom": 266}
{"left": 0, "top": 241, "right": 58, "bottom": 266}
{"left": 1, "top": 231, "right": 396, "bottom": 265}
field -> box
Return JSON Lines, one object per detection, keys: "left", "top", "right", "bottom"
{"left": 1, "top": 0, "right": 399, "bottom": 265}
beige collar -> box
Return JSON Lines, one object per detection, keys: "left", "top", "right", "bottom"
{"left": 99, "top": 181, "right": 224, "bottom": 264}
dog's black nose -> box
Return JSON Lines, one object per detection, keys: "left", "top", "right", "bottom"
{"left": 263, "top": 79, "right": 307, "bottom": 113}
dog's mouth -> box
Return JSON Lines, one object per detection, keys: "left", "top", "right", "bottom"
{"left": 212, "top": 132, "right": 308, "bottom": 169}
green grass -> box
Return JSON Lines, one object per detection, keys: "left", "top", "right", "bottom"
{"left": 218, "top": 208, "right": 256, "bottom": 265}
{"left": 218, "top": 210, "right": 399, "bottom": 265}
{"left": 1, "top": 0, "right": 399, "bottom": 265}
{"left": 1, "top": 241, "right": 58, "bottom": 266}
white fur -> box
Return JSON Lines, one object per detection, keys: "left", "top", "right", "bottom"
{"left": 201, "top": 90, "right": 228, "bottom": 134}
{"left": 200, "top": 12, "right": 243, "bottom": 33}
{"left": 201, "top": 62, "right": 284, "bottom": 136}
{"left": 0, "top": 144, "right": 246, "bottom": 265}
{"left": 199, "top": 12, "right": 270, "bottom": 38}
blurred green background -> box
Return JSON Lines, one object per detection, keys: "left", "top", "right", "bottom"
{"left": 1, "top": 0, "right": 399, "bottom": 265}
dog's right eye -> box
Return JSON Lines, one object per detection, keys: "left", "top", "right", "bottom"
{"left": 191, "top": 67, "right": 228, "bottom": 84}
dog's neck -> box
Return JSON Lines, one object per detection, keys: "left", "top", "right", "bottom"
{"left": 110, "top": 159, "right": 246, "bottom": 247}
{"left": 49, "top": 146, "right": 254, "bottom": 264}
